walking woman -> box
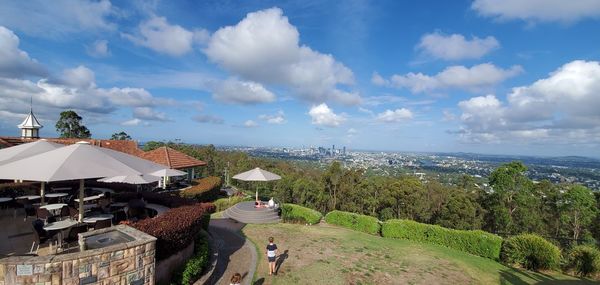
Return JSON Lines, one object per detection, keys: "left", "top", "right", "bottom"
{"left": 266, "top": 236, "right": 278, "bottom": 275}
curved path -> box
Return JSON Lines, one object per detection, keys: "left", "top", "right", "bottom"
{"left": 205, "top": 218, "right": 257, "bottom": 285}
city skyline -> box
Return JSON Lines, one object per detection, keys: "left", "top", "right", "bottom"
{"left": 0, "top": 1, "right": 600, "bottom": 157}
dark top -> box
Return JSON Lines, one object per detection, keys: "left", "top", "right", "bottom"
{"left": 266, "top": 243, "right": 277, "bottom": 257}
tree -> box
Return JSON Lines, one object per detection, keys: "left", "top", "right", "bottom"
{"left": 55, "top": 110, "right": 91, "bottom": 138}
{"left": 323, "top": 161, "right": 343, "bottom": 211}
{"left": 110, "top": 131, "right": 132, "bottom": 140}
{"left": 560, "top": 185, "right": 597, "bottom": 240}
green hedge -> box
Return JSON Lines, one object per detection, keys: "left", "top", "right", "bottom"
{"left": 171, "top": 232, "right": 211, "bottom": 285}
{"left": 325, "top": 210, "right": 380, "bottom": 235}
{"left": 281, "top": 204, "right": 322, "bottom": 225}
{"left": 382, "top": 219, "right": 502, "bottom": 260}
{"left": 213, "top": 196, "right": 251, "bottom": 212}
{"left": 564, "top": 245, "right": 600, "bottom": 277}
{"left": 501, "top": 234, "right": 561, "bottom": 271}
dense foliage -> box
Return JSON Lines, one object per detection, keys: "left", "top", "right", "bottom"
{"left": 180, "top": 176, "right": 222, "bottom": 201}
{"left": 213, "top": 196, "right": 251, "bottom": 212}
{"left": 382, "top": 219, "right": 502, "bottom": 260}
{"left": 564, "top": 245, "right": 600, "bottom": 277}
{"left": 171, "top": 233, "right": 211, "bottom": 285}
{"left": 281, "top": 203, "right": 322, "bottom": 225}
{"left": 113, "top": 192, "right": 195, "bottom": 208}
{"left": 55, "top": 110, "right": 91, "bottom": 138}
{"left": 129, "top": 203, "right": 215, "bottom": 260}
{"left": 325, "top": 210, "right": 380, "bottom": 235}
{"left": 110, "top": 131, "right": 132, "bottom": 140}
{"left": 501, "top": 234, "right": 561, "bottom": 271}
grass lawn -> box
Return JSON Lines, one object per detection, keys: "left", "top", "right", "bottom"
{"left": 243, "top": 223, "right": 596, "bottom": 285}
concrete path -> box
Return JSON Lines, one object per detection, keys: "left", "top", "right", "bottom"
{"left": 206, "top": 218, "right": 257, "bottom": 285}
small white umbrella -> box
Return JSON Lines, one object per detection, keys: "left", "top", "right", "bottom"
{"left": 0, "top": 141, "right": 166, "bottom": 221}
{"left": 232, "top": 167, "right": 281, "bottom": 201}
{"left": 98, "top": 174, "right": 160, "bottom": 184}
{"left": 148, "top": 168, "right": 187, "bottom": 177}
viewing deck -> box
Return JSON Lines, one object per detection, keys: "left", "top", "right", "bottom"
{"left": 222, "top": 201, "right": 281, "bottom": 224}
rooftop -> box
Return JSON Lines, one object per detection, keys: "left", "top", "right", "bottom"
{"left": 141, "top": 146, "right": 207, "bottom": 169}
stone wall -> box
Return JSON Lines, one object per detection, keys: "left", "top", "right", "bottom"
{"left": 0, "top": 225, "right": 156, "bottom": 285}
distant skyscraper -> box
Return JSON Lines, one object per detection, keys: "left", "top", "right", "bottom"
{"left": 343, "top": 146, "right": 346, "bottom": 156}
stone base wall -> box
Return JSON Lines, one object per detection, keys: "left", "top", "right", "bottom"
{"left": 155, "top": 240, "right": 195, "bottom": 285}
{"left": 0, "top": 225, "right": 156, "bottom": 285}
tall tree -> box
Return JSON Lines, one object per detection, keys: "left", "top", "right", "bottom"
{"left": 110, "top": 131, "right": 132, "bottom": 140}
{"left": 560, "top": 185, "right": 597, "bottom": 240}
{"left": 323, "top": 161, "right": 343, "bottom": 211}
{"left": 55, "top": 110, "right": 91, "bottom": 138}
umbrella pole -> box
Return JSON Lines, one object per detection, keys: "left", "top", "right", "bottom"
{"left": 40, "top": 182, "right": 45, "bottom": 205}
{"left": 78, "top": 179, "right": 84, "bottom": 222}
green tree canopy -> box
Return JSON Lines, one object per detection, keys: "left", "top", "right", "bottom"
{"left": 110, "top": 131, "right": 132, "bottom": 140}
{"left": 55, "top": 110, "right": 91, "bottom": 138}
{"left": 560, "top": 185, "right": 597, "bottom": 240}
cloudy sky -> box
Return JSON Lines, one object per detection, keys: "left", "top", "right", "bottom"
{"left": 0, "top": 0, "right": 599, "bottom": 157}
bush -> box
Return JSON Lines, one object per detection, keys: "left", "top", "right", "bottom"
{"left": 113, "top": 192, "right": 195, "bottom": 208}
{"left": 382, "top": 219, "right": 502, "bottom": 260}
{"left": 501, "top": 234, "right": 561, "bottom": 270}
{"left": 325, "top": 210, "right": 380, "bottom": 235}
{"left": 281, "top": 204, "right": 322, "bottom": 225}
{"left": 171, "top": 233, "right": 211, "bottom": 285}
{"left": 564, "top": 245, "right": 600, "bottom": 277}
{"left": 180, "top": 176, "right": 222, "bottom": 201}
{"left": 213, "top": 196, "right": 250, "bottom": 212}
{"left": 130, "top": 203, "right": 215, "bottom": 260}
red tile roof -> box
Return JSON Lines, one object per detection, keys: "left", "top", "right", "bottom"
{"left": 141, "top": 146, "right": 206, "bottom": 169}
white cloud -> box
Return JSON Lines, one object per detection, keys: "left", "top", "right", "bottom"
{"left": 121, "top": 118, "right": 142, "bottom": 126}
{"left": 308, "top": 103, "right": 345, "bottom": 127}
{"left": 86, "top": 40, "right": 110, "bottom": 57}
{"left": 376, "top": 108, "right": 414, "bottom": 123}
{"left": 0, "top": 0, "right": 115, "bottom": 38}
{"left": 123, "top": 16, "right": 208, "bottom": 56}
{"left": 192, "top": 114, "right": 224, "bottom": 124}
{"left": 378, "top": 63, "right": 523, "bottom": 93}
{"left": 0, "top": 26, "right": 45, "bottom": 78}
{"left": 205, "top": 7, "right": 359, "bottom": 105}
{"left": 472, "top": 0, "right": 600, "bottom": 23}
{"left": 417, "top": 32, "right": 499, "bottom": 61}
{"left": 212, "top": 78, "right": 276, "bottom": 104}
{"left": 259, "top": 110, "right": 286, "bottom": 124}
{"left": 244, "top": 120, "right": 259, "bottom": 128}
{"left": 456, "top": 60, "right": 600, "bottom": 145}
{"left": 58, "top": 65, "right": 96, "bottom": 89}
{"left": 133, "top": 107, "right": 169, "bottom": 122}
{"left": 347, "top": 128, "right": 358, "bottom": 134}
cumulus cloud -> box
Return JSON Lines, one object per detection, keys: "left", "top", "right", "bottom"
{"left": 244, "top": 120, "right": 259, "bottom": 128}
{"left": 57, "top": 65, "right": 96, "bottom": 89}
{"left": 0, "top": 0, "right": 115, "bottom": 38}
{"left": 417, "top": 32, "right": 499, "bottom": 61}
{"left": 123, "top": 16, "right": 209, "bottom": 56}
{"left": 259, "top": 110, "right": 286, "bottom": 124}
{"left": 212, "top": 78, "right": 276, "bottom": 104}
{"left": 308, "top": 103, "right": 345, "bottom": 127}
{"left": 86, "top": 40, "right": 110, "bottom": 57}
{"left": 205, "top": 7, "right": 359, "bottom": 105}
{"left": 192, "top": 114, "right": 224, "bottom": 124}
{"left": 121, "top": 118, "right": 142, "bottom": 126}
{"left": 375, "top": 63, "right": 523, "bottom": 93}
{"left": 133, "top": 107, "right": 169, "bottom": 121}
{"left": 0, "top": 26, "right": 45, "bottom": 78}
{"left": 376, "top": 108, "right": 414, "bottom": 123}
{"left": 472, "top": 0, "right": 600, "bottom": 23}
{"left": 456, "top": 60, "right": 600, "bottom": 145}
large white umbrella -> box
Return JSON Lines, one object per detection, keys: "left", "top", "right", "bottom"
{"left": 232, "top": 167, "right": 281, "bottom": 201}
{"left": 148, "top": 168, "right": 186, "bottom": 177}
{"left": 98, "top": 174, "right": 160, "bottom": 184}
{"left": 0, "top": 141, "right": 166, "bottom": 221}
{"left": 0, "top": 139, "right": 62, "bottom": 165}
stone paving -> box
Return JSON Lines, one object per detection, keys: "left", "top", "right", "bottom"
{"left": 208, "top": 218, "right": 256, "bottom": 285}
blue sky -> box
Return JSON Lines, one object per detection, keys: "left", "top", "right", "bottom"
{"left": 1, "top": 0, "right": 600, "bottom": 157}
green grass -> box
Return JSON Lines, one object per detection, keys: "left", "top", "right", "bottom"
{"left": 243, "top": 223, "right": 596, "bottom": 285}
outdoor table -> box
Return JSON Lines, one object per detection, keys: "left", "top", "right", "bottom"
{"left": 83, "top": 204, "right": 96, "bottom": 212}
{"left": 16, "top": 195, "right": 41, "bottom": 200}
{"left": 51, "top": 187, "right": 71, "bottom": 191}
{"left": 74, "top": 194, "right": 103, "bottom": 203}
{"left": 40, "top": 203, "right": 67, "bottom": 215}
{"left": 45, "top": 193, "right": 68, "bottom": 198}
{"left": 0, "top": 197, "right": 12, "bottom": 203}
{"left": 110, "top": 202, "right": 127, "bottom": 208}
{"left": 82, "top": 214, "right": 113, "bottom": 224}
{"left": 43, "top": 219, "right": 78, "bottom": 248}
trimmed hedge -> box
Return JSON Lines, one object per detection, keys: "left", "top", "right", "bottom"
{"left": 281, "top": 204, "right": 322, "bottom": 225}
{"left": 180, "top": 176, "right": 222, "bottom": 201}
{"left": 171, "top": 232, "right": 211, "bottom": 285}
{"left": 213, "top": 196, "right": 251, "bottom": 212}
{"left": 382, "top": 219, "right": 502, "bottom": 260}
{"left": 129, "top": 203, "right": 215, "bottom": 260}
{"left": 325, "top": 210, "right": 380, "bottom": 235}
{"left": 113, "top": 192, "right": 195, "bottom": 208}
{"left": 564, "top": 245, "right": 600, "bottom": 277}
{"left": 501, "top": 234, "right": 561, "bottom": 270}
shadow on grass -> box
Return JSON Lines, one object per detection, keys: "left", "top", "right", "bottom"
{"left": 253, "top": 277, "right": 265, "bottom": 285}
{"left": 275, "top": 249, "right": 289, "bottom": 274}
{"left": 499, "top": 268, "right": 596, "bottom": 285}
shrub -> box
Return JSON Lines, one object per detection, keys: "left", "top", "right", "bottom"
{"left": 113, "top": 192, "right": 195, "bottom": 208}
{"left": 180, "top": 176, "right": 222, "bottom": 201}
{"left": 501, "top": 234, "right": 561, "bottom": 270}
{"left": 130, "top": 203, "right": 215, "bottom": 260}
{"left": 325, "top": 210, "right": 380, "bottom": 235}
{"left": 564, "top": 245, "right": 600, "bottom": 277}
{"left": 382, "top": 219, "right": 502, "bottom": 260}
{"left": 281, "top": 204, "right": 322, "bottom": 225}
{"left": 213, "top": 196, "right": 251, "bottom": 212}
{"left": 171, "top": 233, "right": 211, "bottom": 285}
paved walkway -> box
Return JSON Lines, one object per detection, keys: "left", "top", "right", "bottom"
{"left": 208, "top": 218, "right": 257, "bottom": 285}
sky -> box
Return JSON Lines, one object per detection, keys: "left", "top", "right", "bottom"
{"left": 0, "top": 0, "right": 600, "bottom": 157}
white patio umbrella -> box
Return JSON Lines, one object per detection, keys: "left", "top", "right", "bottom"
{"left": 232, "top": 167, "right": 281, "bottom": 201}
{"left": 148, "top": 168, "right": 187, "bottom": 189}
{"left": 97, "top": 174, "right": 160, "bottom": 184}
{"left": 0, "top": 141, "right": 166, "bottom": 221}
{"left": 0, "top": 139, "right": 62, "bottom": 204}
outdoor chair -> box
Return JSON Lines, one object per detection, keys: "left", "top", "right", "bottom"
{"left": 94, "top": 219, "right": 111, "bottom": 230}
{"left": 36, "top": 208, "right": 52, "bottom": 222}
{"left": 59, "top": 206, "right": 70, "bottom": 220}
{"left": 24, "top": 204, "right": 37, "bottom": 221}
{"left": 31, "top": 219, "right": 55, "bottom": 254}
{"left": 63, "top": 224, "right": 88, "bottom": 249}
{"left": 68, "top": 207, "right": 79, "bottom": 220}
{"left": 112, "top": 210, "right": 127, "bottom": 225}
